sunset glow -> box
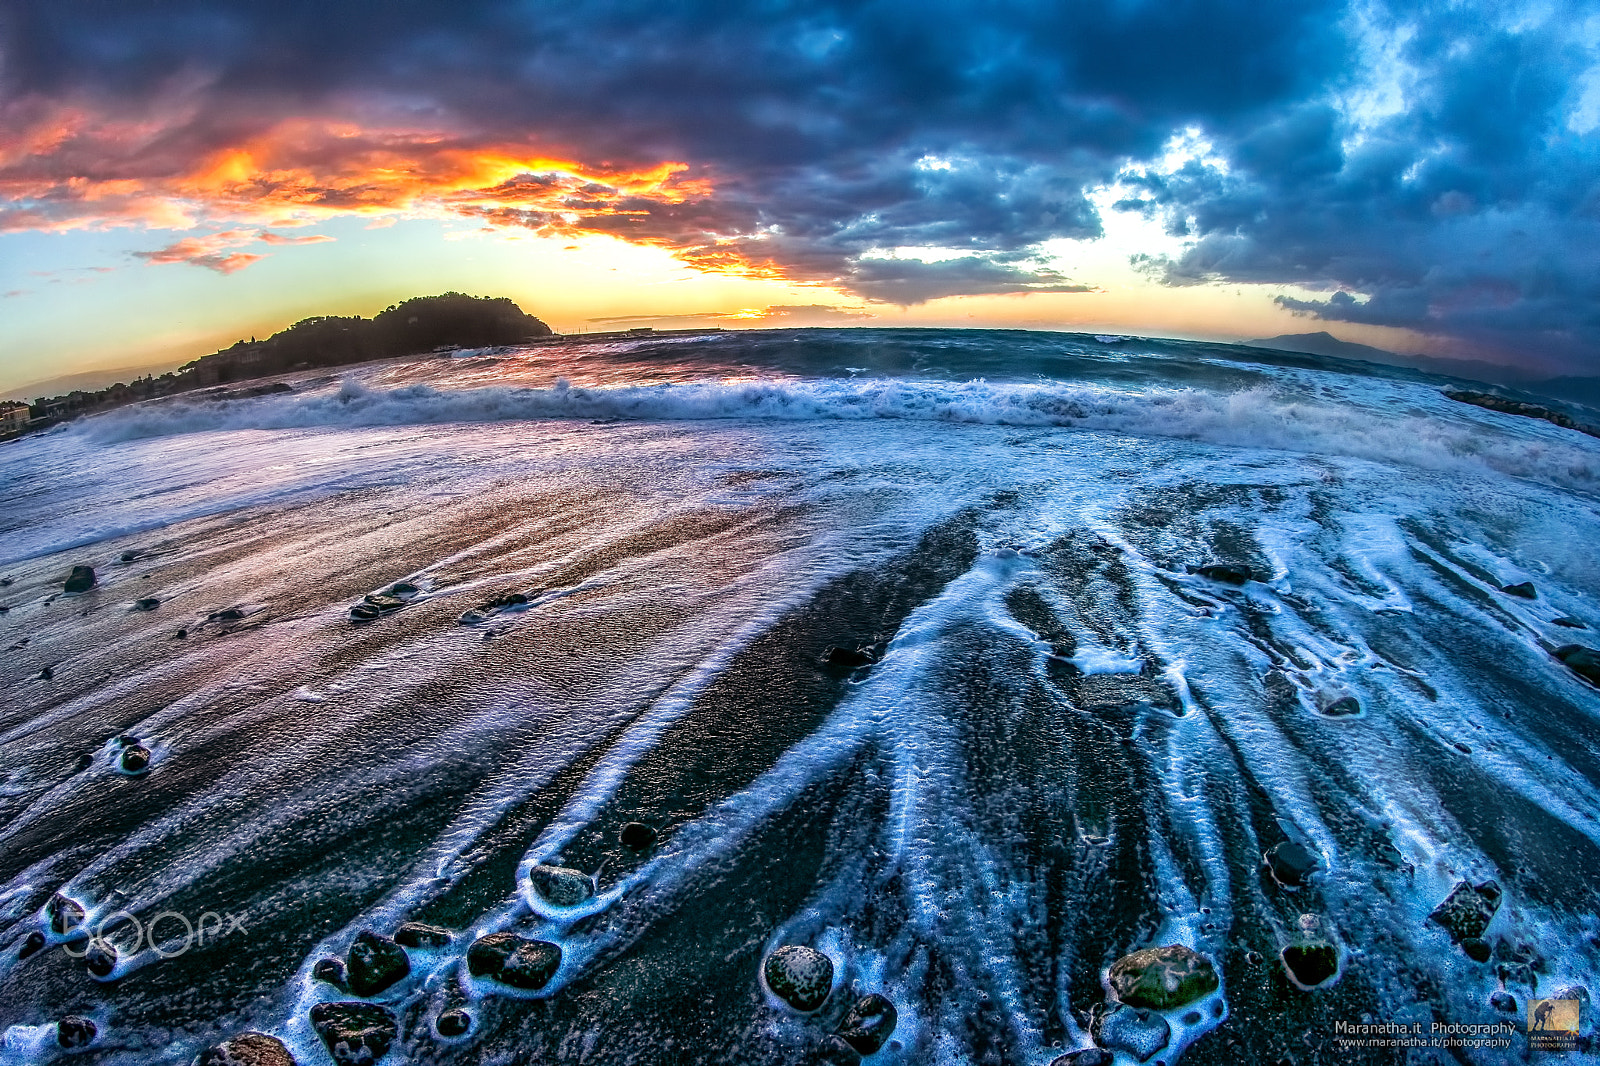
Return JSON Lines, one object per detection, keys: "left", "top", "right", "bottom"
{"left": 3, "top": 0, "right": 1597, "bottom": 392}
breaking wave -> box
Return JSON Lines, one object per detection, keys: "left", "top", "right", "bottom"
{"left": 73, "top": 376, "right": 1600, "bottom": 493}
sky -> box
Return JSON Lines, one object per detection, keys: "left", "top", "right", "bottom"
{"left": 2, "top": 0, "right": 1599, "bottom": 394}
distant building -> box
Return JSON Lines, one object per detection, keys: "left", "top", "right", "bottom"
{"left": 0, "top": 402, "right": 30, "bottom": 432}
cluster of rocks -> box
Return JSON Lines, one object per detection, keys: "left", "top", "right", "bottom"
{"left": 206, "top": 917, "right": 556, "bottom": 1063}
{"left": 1443, "top": 389, "right": 1600, "bottom": 440}
{"left": 763, "top": 945, "right": 899, "bottom": 1063}
{"left": 348, "top": 582, "right": 421, "bottom": 623}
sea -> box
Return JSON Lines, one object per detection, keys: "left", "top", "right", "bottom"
{"left": 0, "top": 327, "right": 1597, "bottom": 1065}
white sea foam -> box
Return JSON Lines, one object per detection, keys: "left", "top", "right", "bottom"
{"left": 67, "top": 375, "right": 1600, "bottom": 494}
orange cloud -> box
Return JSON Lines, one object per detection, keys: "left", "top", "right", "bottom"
{"left": 0, "top": 101, "right": 775, "bottom": 282}
{"left": 2, "top": 105, "right": 721, "bottom": 229}
{"left": 257, "top": 231, "right": 335, "bottom": 245}
{"left": 132, "top": 230, "right": 266, "bottom": 273}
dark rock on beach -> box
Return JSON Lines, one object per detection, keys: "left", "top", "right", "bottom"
{"left": 458, "top": 592, "right": 531, "bottom": 625}
{"left": 435, "top": 1009, "right": 471, "bottom": 1038}
{"left": 1265, "top": 840, "right": 1319, "bottom": 888}
{"left": 346, "top": 931, "right": 409, "bottom": 997}
{"left": 816, "top": 1035, "right": 862, "bottom": 1065}
{"left": 1428, "top": 880, "right": 1501, "bottom": 942}
{"left": 1319, "top": 695, "right": 1361, "bottom": 717}
{"left": 1553, "top": 616, "right": 1587, "bottom": 628}
{"left": 64, "top": 566, "right": 97, "bottom": 593}
{"left": 528, "top": 864, "right": 595, "bottom": 907}
{"left": 208, "top": 608, "right": 247, "bottom": 623}
{"left": 820, "top": 645, "right": 876, "bottom": 673}
{"left": 85, "top": 940, "right": 117, "bottom": 978}
{"left": 56, "top": 1017, "right": 97, "bottom": 1049}
{"left": 763, "top": 945, "right": 834, "bottom": 1012}
{"left": 119, "top": 745, "right": 152, "bottom": 775}
{"left": 19, "top": 930, "right": 45, "bottom": 958}
{"left": 1461, "top": 937, "right": 1492, "bottom": 963}
{"left": 39, "top": 665, "right": 54, "bottom": 681}
{"left": 1443, "top": 389, "right": 1600, "bottom": 439}
{"left": 1281, "top": 942, "right": 1340, "bottom": 988}
{"left": 1500, "top": 581, "right": 1537, "bottom": 599}
{"left": 313, "top": 958, "right": 348, "bottom": 990}
{"left": 466, "top": 931, "right": 562, "bottom": 990}
{"left": 133, "top": 597, "right": 161, "bottom": 611}
{"left": 1490, "top": 990, "right": 1517, "bottom": 1014}
{"left": 1554, "top": 644, "right": 1600, "bottom": 686}
{"left": 619, "top": 821, "right": 657, "bottom": 851}
{"left": 1092, "top": 1003, "right": 1170, "bottom": 1061}
{"left": 309, "top": 1002, "right": 397, "bottom": 1066}
{"left": 193, "top": 1031, "right": 296, "bottom": 1066}
{"left": 393, "top": 922, "right": 452, "bottom": 949}
{"left": 1107, "top": 944, "right": 1219, "bottom": 1009}
{"left": 47, "top": 894, "right": 85, "bottom": 935}
{"left": 1190, "top": 562, "right": 1253, "bottom": 585}
{"left": 837, "top": 993, "right": 898, "bottom": 1054}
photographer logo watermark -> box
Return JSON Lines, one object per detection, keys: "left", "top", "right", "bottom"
{"left": 1528, "top": 998, "right": 1579, "bottom": 1053}
{"left": 60, "top": 910, "right": 246, "bottom": 961}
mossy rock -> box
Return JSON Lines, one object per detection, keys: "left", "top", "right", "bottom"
{"left": 1107, "top": 944, "right": 1219, "bottom": 1009}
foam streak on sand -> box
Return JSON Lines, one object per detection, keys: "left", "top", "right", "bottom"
{"left": 0, "top": 330, "right": 1597, "bottom": 1064}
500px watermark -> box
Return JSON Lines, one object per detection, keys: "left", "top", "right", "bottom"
{"left": 60, "top": 910, "right": 247, "bottom": 960}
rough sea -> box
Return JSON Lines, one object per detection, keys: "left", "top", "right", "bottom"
{"left": 1, "top": 328, "right": 1598, "bottom": 1065}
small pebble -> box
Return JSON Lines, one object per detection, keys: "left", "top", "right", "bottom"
{"left": 436, "top": 1009, "right": 471, "bottom": 1037}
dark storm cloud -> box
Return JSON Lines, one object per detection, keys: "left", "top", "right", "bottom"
{"left": 4, "top": 0, "right": 1597, "bottom": 367}
{"left": 1121, "top": 4, "right": 1600, "bottom": 369}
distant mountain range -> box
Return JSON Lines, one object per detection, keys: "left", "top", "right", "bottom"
{"left": 4, "top": 361, "right": 185, "bottom": 402}
{"left": 1246, "top": 331, "right": 1600, "bottom": 409}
